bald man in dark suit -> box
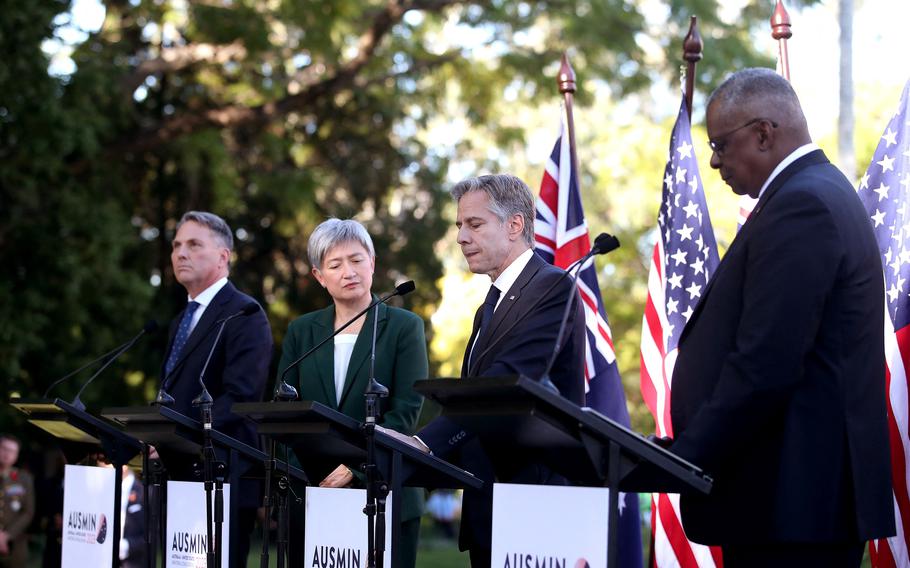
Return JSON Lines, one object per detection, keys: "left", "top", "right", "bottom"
{"left": 669, "top": 68, "right": 894, "bottom": 567}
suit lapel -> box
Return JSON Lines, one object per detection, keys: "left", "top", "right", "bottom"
{"left": 680, "top": 150, "right": 829, "bottom": 342}
{"left": 172, "top": 282, "right": 234, "bottom": 375}
{"left": 468, "top": 253, "right": 543, "bottom": 376}
{"left": 461, "top": 306, "right": 484, "bottom": 378}
{"left": 311, "top": 305, "right": 337, "bottom": 407}
{"left": 339, "top": 301, "right": 387, "bottom": 408}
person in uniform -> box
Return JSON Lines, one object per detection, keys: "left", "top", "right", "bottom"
{"left": 0, "top": 435, "right": 34, "bottom": 567}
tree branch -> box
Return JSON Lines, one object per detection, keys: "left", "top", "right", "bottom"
{"left": 108, "top": 0, "right": 466, "bottom": 157}
{"left": 120, "top": 41, "right": 247, "bottom": 95}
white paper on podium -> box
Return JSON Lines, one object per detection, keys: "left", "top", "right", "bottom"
{"left": 62, "top": 464, "right": 116, "bottom": 568}
{"left": 165, "top": 480, "right": 231, "bottom": 568}
{"left": 492, "top": 483, "right": 610, "bottom": 568}
{"left": 304, "top": 487, "right": 393, "bottom": 568}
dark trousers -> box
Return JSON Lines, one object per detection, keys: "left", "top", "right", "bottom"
{"left": 468, "top": 546, "right": 491, "bottom": 568}
{"left": 723, "top": 541, "right": 866, "bottom": 568}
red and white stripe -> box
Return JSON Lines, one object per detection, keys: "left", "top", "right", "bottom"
{"left": 641, "top": 239, "right": 721, "bottom": 568}
{"left": 871, "top": 313, "right": 910, "bottom": 567}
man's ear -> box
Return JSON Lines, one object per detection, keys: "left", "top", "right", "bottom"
{"left": 508, "top": 213, "right": 525, "bottom": 241}
{"left": 756, "top": 119, "right": 776, "bottom": 151}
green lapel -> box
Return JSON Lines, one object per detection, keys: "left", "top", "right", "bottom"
{"left": 311, "top": 304, "right": 338, "bottom": 407}
{"left": 339, "top": 299, "right": 388, "bottom": 409}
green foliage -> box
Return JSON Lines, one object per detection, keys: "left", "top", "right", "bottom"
{"left": 0, "top": 0, "right": 827, "bottom": 436}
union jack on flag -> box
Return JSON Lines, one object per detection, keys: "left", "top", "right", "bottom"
{"left": 859, "top": 78, "right": 910, "bottom": 568}
{"left": 640, "top": 95, "right": 723, "bottom": 568}
{"left": 534, "top": 117, "right": 642, "bottom": 568}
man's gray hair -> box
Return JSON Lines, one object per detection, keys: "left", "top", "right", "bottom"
{"left": 707, "top": 67, "right": 804, "bottom": 124}
{"left": 308, "top": 218, "right": 375, "bottom": 269}
{"left": 177, "top": 211, "right": 234, "bottom": 250}
{"left": 450, "top": 174, "right": 536, "bottom": 246}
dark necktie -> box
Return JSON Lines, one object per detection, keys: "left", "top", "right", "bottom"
{"left": 164, "top": 301, "right": 200, "bottom": 377}
{"left": 469, "top": 285, "right": 500, "bottom": 369}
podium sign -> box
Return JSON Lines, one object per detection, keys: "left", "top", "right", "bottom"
{"left": 304, "top": 487, "right": 393, "bottom": 568}
{"left": 492, "top": 483, "right": 610, "bottom": 568}
{"left": 62, "top": 464, "right": 116, "bottom": 568}
{"left": 165, "top": 481, "right": 231, "bottom": 568}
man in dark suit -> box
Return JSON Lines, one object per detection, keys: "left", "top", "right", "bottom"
{"left": 159, "top": 211, "right": 273, "bottom": 567}
{"left": 412, "top": 174, "right": 585, "bottom": 566}
{"left": 668, "top": 68, "right": 894, "bottom": 567}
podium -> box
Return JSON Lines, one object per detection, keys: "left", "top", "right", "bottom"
{"left": 232, "top": 400, "right": 483, "bottom": 566}
{"left": 10, "top": 397, "right": 144, "bottom": 568}
{"left": 414, "top": 375, "right": 713, "bottom": 568}
{"left": 101, "top": 404, "right": 308, "bottom": 567}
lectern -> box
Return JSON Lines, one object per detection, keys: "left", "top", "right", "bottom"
{"left": 232, "top": 400, "right": 483, "bottom": 566}
{"left": 414, "top": 375, "right": 713, "bottom": 568}
{"left": 10, "top": 397, "right": 144, "bottom": 568}
{"left": 101, "top": 404, "right": 307, "bottom": 568}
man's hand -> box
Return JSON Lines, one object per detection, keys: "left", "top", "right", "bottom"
{"left": 375, "top": 425, "right": 430, "bottom": 453}
{"left": 319, "top": 464, "right": 354, "bottom": 488}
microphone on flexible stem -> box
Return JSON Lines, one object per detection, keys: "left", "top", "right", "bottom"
{"left": 191, "top": 302, "right": 260, "bottom": 408}
{"left": 537, "top": 233, "right": 620, "bottom": 393}
{"left": 273, "top": 280, "right": 416, "bottom": 401}
{"left": 44, "top": 330, "right": 148, "bottom": 398}
{"left": 364, "top": 283, "right": 416, "bottom": 398}
{"left": 69, "top": 320, "right": 159, "bottom": 411}
{"left": 155, "top": 303, "right": 259, "bottom": 406}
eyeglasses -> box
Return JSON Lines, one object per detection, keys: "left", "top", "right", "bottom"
{"left": 708, "top": 117, "right": 779, "bottom": 156}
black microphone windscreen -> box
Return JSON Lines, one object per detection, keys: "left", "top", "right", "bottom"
{"left": 593, "top": 233, "right": 620, "bottom": 255}
{"left": 240, "top": 302, "right": 260, "bottom": 316}
{"left": 395, "top": 280, "right": 416, "bottom": 296}
{"left": 143, "top": 320, "right": 159, "bottom": 334}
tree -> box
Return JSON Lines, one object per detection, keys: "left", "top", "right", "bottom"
{"left": 0, "top": 0, "right": 791, "bottom": 422}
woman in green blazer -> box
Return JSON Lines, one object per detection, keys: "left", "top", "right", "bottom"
{"left": 279, "top": 218, "right": 426, "bottom": 568}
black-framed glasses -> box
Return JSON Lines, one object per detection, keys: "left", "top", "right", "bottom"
{"left": 708, "top": 117, "right": 779, "bottom": 156}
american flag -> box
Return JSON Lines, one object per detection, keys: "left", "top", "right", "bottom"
{"left": 859, "top": 79, "right": 910, "bottom": 568}
{"left": 535, "top": 118, "right": 643, "bottom": 568}
{"left": 640, "top": 95, "right": 723, "bottom": 568}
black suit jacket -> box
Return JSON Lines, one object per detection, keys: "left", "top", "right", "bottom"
{"left": 419, "top": 251, "right": 586, "bottom": 551}
{"left": 159, "top": 280, "right": 273, "bottom": 506}
{"left": 670, "top": 150, "right": 894, "bottom": 545}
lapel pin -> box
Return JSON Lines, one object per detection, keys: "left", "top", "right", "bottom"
{"left": 509, "top": 295, "right": 515, "bottom": 300}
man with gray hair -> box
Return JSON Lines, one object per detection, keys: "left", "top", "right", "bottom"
{"left": 159, "top": 211, "right": 272, "bottom": 566}
{"left": 415, "top": 173, "right": 585, "bottom": 565}
{"left": 668, "top": 68, "right": 894, "bottom": 566}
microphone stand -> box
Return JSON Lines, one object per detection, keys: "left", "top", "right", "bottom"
{"left": 192, "top": 313, "right": 238, "bottom": 568}
{"left": 362, "top": 303, "right": 389, "bottom": 568}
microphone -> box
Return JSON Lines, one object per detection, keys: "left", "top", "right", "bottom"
{"left": 191, "top": 302, "right": 260, "bottom": 408}
{"left": 155, "top": 303, "right": 259, "bottom": 406}
{"left": 273, "top": 280, "right": 416, "bottom": 401}
{"left": 469, "top": 234, "right": 620, "bottom": 387}
{"left": 69, "top": 320, "right": 159, "bottom": 411}
{"left": 538, "top": 233, "right": 621, "bottom": 388}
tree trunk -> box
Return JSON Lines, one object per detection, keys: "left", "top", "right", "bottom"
{"left": 838, "top": 0, "right": 855, "bottom": 180}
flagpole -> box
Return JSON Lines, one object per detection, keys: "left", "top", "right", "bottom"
{"left": 557, "top": 53, "right": 581, "bottom": 191}
{"left": 771, "top": 0, "right": 793, "bottom": 81}
{"left": 683, "top": 16, "right": 702, "bottom": 120}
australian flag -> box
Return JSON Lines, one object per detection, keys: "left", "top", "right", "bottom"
{"left": 535, "top": 120, "right": 643, "bottom": 568}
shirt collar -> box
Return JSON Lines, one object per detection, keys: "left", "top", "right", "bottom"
{"left": 492, "top": 248, "right": 534, "bottom": 297}
{"left": 757, "top": 143, "right": 819, "bottom": 199}
{"left": 188, "top": 276, "right": 228, "bottom": 306}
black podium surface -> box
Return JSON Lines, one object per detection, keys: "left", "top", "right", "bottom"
{"left": 101, "top": 404, "right": 307, "bottom": 568}
{"left": 232, "top": 400, "right": 482, "bottom": 568}
{"left": 414, "top": 375, "right": 713, "bottom": 568}
{"left": 10, "top": 397, "right": 144, "bottom": 568}
{"left": 232, "top": 400, "right": 481, "bottom": 491}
